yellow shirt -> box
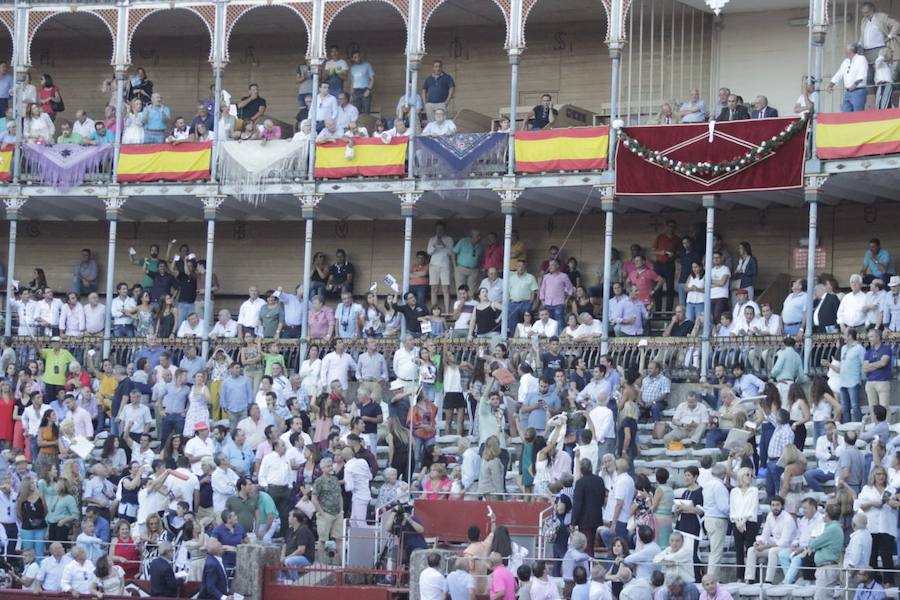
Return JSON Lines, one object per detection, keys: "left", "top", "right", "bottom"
{"left": 509, "top": 240, "right": 526, "bottom": 270}
{"left": 97, "top": 374, "right": 118, "bottom": 413}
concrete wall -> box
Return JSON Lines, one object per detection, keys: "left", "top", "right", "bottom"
{"left": 4, "top": 202, "right": 898, "bottom": 298}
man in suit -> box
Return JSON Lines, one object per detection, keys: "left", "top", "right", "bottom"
{"left": 716, "top": 94, "right": 750, "bottom": 121}
{"left": 570, "top": 458, "right": 606, "bottom": 556}
{"left": 199, "top": 538, "right": 232, "bottom": 600}
{"left": 859, "top": 2, "right": 900, "bottom": 86}
{"left": 751, "top": 96, "right": 779, "bottom": 119}
{"left": 811, "top": 283, "right": 840, "bottom": 333}
{"left": 148, "top": 541, "right": 183, "bottom": 598}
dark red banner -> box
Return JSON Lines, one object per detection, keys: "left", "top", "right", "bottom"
{"left": 615, "top": 117, "right": 807, "bottom": 195}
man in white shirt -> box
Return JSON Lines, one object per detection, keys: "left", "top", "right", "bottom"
{"left": 663, "top": 391, "right": 710, "bottom": 446}
{"left": 778, "top": 497, "right": 824, "bottom": 584}
{"left": 477, "top": 268, "right": 504, "bottom": 304}
{"left": 38, "top": 542, "right": 73, "bottom": 592}
{"left": 420, "top": 553, "right": 449, "bottom": 600}
{"left": 176, "top": 312, "right": 205, "bottom": 338}
{"left": 731, "top": 289, "right": 761, "bottom": 333}
{"left": 781, "top": 279, "right": 807, "bottom": 336}
{"left": 210, "top": 309, "right": 239, "bottom": 338}
{"left": 392, "top": 335, "right": 419, "bottom": 391}
{"left": 864, "top": 278, "right": 888, "bottom": 327}
{"left": 827, "top": 43, "right": 870, "bottom": 112}
{"left": 237, "top": 286, "right": 265, "bottom": 336}
{"left": 12, "top": 289, "right": 37, "bottom": 336}
{"left": 603, "top": 459, "right": 634, "bottom": 546}
{"left": 117, "top": 389, "right": 152, "bottom": 443}
{"left": 837, "top": 273, "right": 867, "bottom": 331}
{"left": 427, "top": 221, "right": 454, "bottom": 314}
{"left": 709, "top": 252, "right": 731, "bottom": 325}
{"left": 110, "top": 282, "right": 136, "bottom": 337}
{"left": 745, "top": 496, "right": 797, "bottom": 584}
{"left": 586, "top": 400, "right": 615, "bottom": 459}
{"left": 60, "top": 545, "right": 95, "bottom": 595}
{"left": 421, "top": 108, "right": 457, "bottom": 137}
{"left": 318, "top": 338, "right": 358, "bottom": 393}
{"left": 806, "top": 421, "right": 841, "bottom": 490}
{"left": 314, "top": 82, "right": 339, "bottom": 129}
{"left": 530, "top": 307, "right": 559, "bottom": 339}
{"left": 33, "top": 287, "right": 63, "bottom": 336}
{"left": 82, "top": 292, "right": 105, "bottom": 335}
{"left": 211, "top": 453, "right": 238, "bottom": 514}
{"left": 573, "top": 313, "right": 603, "bottom": 340}
{"left": 184, "top": 421, "right": 215, "bottom": 476}
{"left": 72, "top": 110, "right": 96, "bottom": 139}
{"left": 335, "top": 92, "right": 359, "bottom": 133}
{"left": 65, "top": 394, "right": 93, "bottom": 439}
{"left": 59, "top": 292, "right": 86, "bottom": 337}
{"left": 451, "top": 287, "right": 478, "bottom": 338}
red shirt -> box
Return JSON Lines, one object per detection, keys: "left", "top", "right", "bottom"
{"left": 627, "top": 267, "right": 661, "bottom": 303}
{"left": 654, "top": 233, "right": 679, "bottom": 263}
{"left": 410, "top": 260, "right": 429, "bottom": 286}
{"left": 483, "top": 244, "right": 504, "bottom": 272}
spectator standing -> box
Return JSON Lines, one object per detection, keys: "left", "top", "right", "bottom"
{"left": 324, "top": 46, "right": 348, "bottom": 98}
{"left": 858, "top": 2, "right": 900, "bottom": 88}
{"left": 528, "top": 94, "right": 557, "bottom": 129}
{"left": 453, "top": 230, "right": 483, "bottom": 294}
{"left": 237, "top": 83, "right": 267, "bottom": 125}
{"left": 38, "top": 74, "right": 62, "bottom": 121}
{"left": 423, "top": 60, "right": 455, "bottom": 122}
{"left": 72, "top": 249, "right": 99, "bottom": 295}
{"left": 141, "top": 93, "right": 171, "bottom": 144}
{"left": 540, "top": 260, "right": 574, "bottom": 332}
{"left": 349, "top": 51, "right": 375, "bottom": 114}
{"left": 653, "top": 220, "right": 679, "bottom": 311}
{"left": 864, "top": 328, "right": 892, "bottom": 408}
{"left": 828, "top": 43, "right": 870, "bottom": 112}
{"left": 804, "top": 503, "right": 845, "bottom": 600}
{"left": 427, "top": 222, "right": 454, "bottom": 314}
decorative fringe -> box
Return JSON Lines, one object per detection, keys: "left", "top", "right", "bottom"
{"left": 22, "top": 143, "right": 113, "bottom": 190}
{"left": 218, "top": 140, "right": 308, "bottom": 205}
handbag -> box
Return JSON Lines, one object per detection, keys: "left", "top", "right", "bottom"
{"left": 50, "top": 90, "right": 65, "bottom": 113}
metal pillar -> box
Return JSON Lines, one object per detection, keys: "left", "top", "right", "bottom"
{"left": 600, "top": 189, "right": 615, "bottom": 355}
{"left": 299, "top": 194, "right": 321, "bottom": 355}
{"left": 101, "top": 196, "right": 126, "bottom": 359}
{"left": 111, "top": 2, "right": 128, "bottom": 183}
{"left": 11, "top": 2, "right": 28, "bottom": 184}
{"left": 398, "top": 193, "right": 421, "bottom": 335}
{"left": 507, "top": 48, "right": 522, "bottom": 175}
{"left": 306, "top": 61, "right": 322, "bottom": 180}
{"left": 498, "top": 190, "right": 521, "bottom": 338}
{"left": 406, "top": 57, "right": 421, "bottom": 178}
{"left": 201, "top": 196, "right": 226, "bottom": 359}
{"left": 803, "top": 175, "right": 826, "bottom": 373}
{"left": 606, "top": 0, "right": 626, "bottom": 163}
{"left": 3, "top": 197, "right": 25, "bottom": 337}
{"left": 810, "top": 0, "right": 827, "bottom": 152}
{"left": 608, "top": 45, "right": 622, "bottom": 163}
{"left": 700, "top": 196, "right": 716, "bottom": 380}
{"left": 306, "top": 0, "right": 325, "bottom": 181}
{"left": 210, "top": 0, "right": 226, "bottom": 181}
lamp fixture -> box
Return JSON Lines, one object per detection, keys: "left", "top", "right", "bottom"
{"left": 705, "top": 0, "right": 730, "bottom": 15}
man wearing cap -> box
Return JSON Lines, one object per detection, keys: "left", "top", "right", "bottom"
{"left": 185, "top": 421, "right": 215, "bottom": 476}
{"left": 149, "top": 540, "right": 183, "bottom": 597}
{"left": 35, "top": 336, "right": 75, "bottom": 407}
{"left": 881, "top": 275, "right": 900, "bottom": 332}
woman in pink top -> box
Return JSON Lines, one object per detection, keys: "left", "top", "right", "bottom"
{"left": 307, "top": 296, "right": 335, "bottom": 339}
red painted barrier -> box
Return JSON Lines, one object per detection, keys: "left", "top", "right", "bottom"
{"left": 411, "top": 499, "right": 551, "bottom": 542}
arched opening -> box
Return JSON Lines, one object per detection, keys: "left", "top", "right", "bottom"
{"left": 28, "top": 13, "right": 114, "bottom": 121}
{"left": 422, "top": 0, "right": 509, "bottom": 127}
{"left": 519, "top": 0, "right": 606, "bottom": 126}
{"left": 324, "top": 1, "right": 407, "bottom": 126}
{"left": 224, "top": 5, "right": 310, "bottom": 128}
{"left": 129, "top": 9, "right": 213, "bottom": 122}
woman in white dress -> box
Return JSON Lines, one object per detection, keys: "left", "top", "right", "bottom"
{"left": 183, "top": 371, "right": 211, "bottom": 436}
{"left": 23, "top": 102, "right": 54, "bottom": 143}
{"left": 122, "top": 97, "right": 146, "bottom": 145}
{"left": 19, "top": 73, "right": 37, "bottom": 119}
{"left": 298, "top": 345, "right": 322, "bottom": 399}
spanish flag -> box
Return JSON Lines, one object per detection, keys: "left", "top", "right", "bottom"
{"left": 514, "top": 127, "right": 609, "bottom": 173}
{"left": 118, "top": 142, "right": 212, "bottom": 182}
{"left": 315, "top": 137, "right": 407, "bottom": 178}
{"left": 0, "top": 148, "right": 12, "bottom": 182}
{"left": 817, "top": 108, "right": 900, "bottom": 160}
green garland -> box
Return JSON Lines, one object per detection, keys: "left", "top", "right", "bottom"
{"left": 615, "top": 111, "right": 811, "bottom": 177}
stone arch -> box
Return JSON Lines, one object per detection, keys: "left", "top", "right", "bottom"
{"left": 419, "top": 0, "right": 512, "bottom": 52}
{"left": 127, "top": 6, "right": 215, "bottom": 65}
{"left": 225, "top": 3, "right": 312, "bottom": 62}
{"left": 28, "top": 9, "right": 116, "bottom": 65}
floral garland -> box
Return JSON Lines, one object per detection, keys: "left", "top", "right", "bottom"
{"left": 614, "top": 112, "right": 811, "bottom": 177}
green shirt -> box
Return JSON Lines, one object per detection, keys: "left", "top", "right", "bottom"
{"left": 57, "top": 133, "right": 83, "bottom": 144}
{"left": 311, "top": 474, "right": 342, "bottom": 515}
{"left": 225, "top": 494, "right": 257, "bottom": 533}
{"left": 508, "top": 272, "right": 539, "bottom": 302}
{"left": 808, "top": 521, "right": 843, "bottom": 565}
{"left": 47, "top": 494, "right": 79, "bottom": 525}
{"left": 257, "top": 491, "right": 278, "bottom": 527}
{"left": 453, "top": 238, "right": 483, "bottom": 269}
{"left": 770, "top": 347, "right": 804, "bottom": 382}
{"left": 41, "top": 348, "right": 75, "bottom": 386}
{"left": 263, "top": 353, "right": 285, "bottom": 377}
{"left": 138, "top": 257, "right": 160, "bottom": 288}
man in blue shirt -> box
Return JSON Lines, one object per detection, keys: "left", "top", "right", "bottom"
{"left": 781, "top": 279, "right": 807, "bottom": 336}
{"left": 864, "top": 328, "right": 893, "bottom": 409}
{"left": 731, "top": 363, "right": 764, "bottom": 398}
{"left": 0, "top": 62, "right": 12, "bottom": 117}
{"left": 521, "top": 378, "right": 561, "bottom": 434}
{"left": 422, "top": 60, "right": 455, "bottom": 122}
{"left": 223, "top": 428, "right": 255, "bottom": 476}
{"left": 86, "top": 121, "right": 115, "bottom": 145}
{"left": 142, "top": 93, "right": 172, "bottom": 144}
{"left": 349, "top": 50, "right": 375, "bottom": 114}
{"left": 210, "top": 509, "right": 247, "bottom": 573}
{"left": 220, "top": 362, "right": 252, "bottom": 432}
{"left": 862, "top": 237, "right": 894, "bottom": 285}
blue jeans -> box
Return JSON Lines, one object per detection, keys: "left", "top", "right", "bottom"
{"left": 72, "top": 276, "right": 98, "bottom": 296}
{"left": 686, "top": 302, "right": 703, "bottom": 323}
{"left": 160, "top": 414, "right": 185, "bottom": 447}
{"left": 177, "top": 302, "right": 195, "bottom": 329}
{"left": 28, "top": 435, "right": 38, "bottom": 465}
{"left": 842, "top": 87, "right": 867, "bottom": 112}
{"left": 600, "top": 521, "right": 630, "bottom": 552}
{"left": 413, "top": 437, "right": 435, "bottom": 473}
{"left": 841, "top": 384, "right": 862, "bottom": 423}
{"left": 784, "top": 323, "right": 801, "bottom": 336}
{"left": 705, "top": 428, "right": 729, "bottom": 449}
{"left": 650, "top": 401, "right": 666, "bottom": 423}
{"left": 508, "top": 300, "right": 531, "bottom": 335}
{"left": 283, "top": 555, "right": 312, "bottom": 580}
{"left": 678, "top": 283, "right": 687, "bottom": 307}
{"left": 546, "top": 304, "right": 566, "bottom": 332}
{"left": 112, "top": 324, "right": 134, "bottom": 338}
{"left": 813, "top": 420, "right": 825, "bottom": 441}
{"left": 21, "top": 527, "right": 45, "bottom": 557}
{"left": 778, "top": 547, "right": 803, "bottom": 583}
{"left": 308, "top": 281, "right": 325, "bottom": 300}
{"left": 144, "top": 130, "right": 165, "bottom": 144}
{"left": 765, "top": 459, "right": 783, "bottom": 499}
{"left": 804, "top": 468, "right": 833, "bottom": 491}
{"left": 409, "top": 285, "right": 428, "bottom": 308}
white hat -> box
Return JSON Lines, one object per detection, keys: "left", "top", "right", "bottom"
{"left": 889, "top": 275, "right": 900, "bottom": 288}
{"left": 389, "top": 379, "right": 404, "bottom": 391}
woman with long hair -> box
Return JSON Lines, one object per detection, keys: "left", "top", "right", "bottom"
{"left": 38, "top": 73, "right": 61, "bottom": 120}
{"left": 605, "top": 536, "right": 631, "bottom": 599}
{"left": 385, "top": 415, "right": 411, "bottom": 481}
{"left": 568, "top": 286, "right": 593, "bottom": 318}
{"left": 855, "top": 465, "right": 898, "bottom": 584}
{"left": 183, "top": 371, "right": 211, "bottom": 437}
{"left": 23, "top": 102, "right": 54, "bottom": 143}
{"left": 810, "top": 375, "right": 840, "bottom": 440}
{"left": 239, "top": 332, "right": 263, "bottom": 395}
{"left": 127, "top": 66, "right": 153, "bottom": 108}
{"left": 787, "top": 383, "right": 811, "bottom": 451}
{"left": 17, "top": 477, "right": 47, "bottom": 557}
{"left": 101, "top": 435, "right": 127, "bottom": 480}
{"left": 733, "top": 241, "right": 758, "bottom": 300}
{"left": 206, "top": 346, "right": 232, "bottom": 422}
{"left": 684, "top": 262, "right": 706, "bottom": 323}
{"left": 467, "top": 288, "right": 502, "bottom": 339}
{"left": 140, "top": 512, "right": 170, "bottom": 578}
{"left": 155, "top": 294, "right": 177, "bottom": 339}
{"left": 362, "top": 292, "right": 384, "bottom": 337}
{"left": 477, "top": 445, "right": 504, "bottom": 500}
{"left": 673, "top": 465, "right": 704, "bottom": 582}
{"left": 93, "top": 554, "right": 125, "bottom": 595}
{"left": 134, "top": 291, "right": 155, "bottom": 338}
{"left": 46, "top": 477, "right": 78, "bottom": 543}
{"left": 181, "top": 518, "right": 209, "bottom": 581}
{"left": 731, "top": 467, "right": 759, "bottom": 582}
{"left": 109, "top": 519, "right": 140, "bottom": 579}
{"left": 121, "top": 97, "right": 146, "bottom": 145}
{"left": 309, "top": 252, "right": 329, "bottom": 300}
{"left": 115, "top": 462, "right": 142, "bottom": 524}
{"left": 652, "top": 467, "right": 674, "bottom": 547}
{"left": 298, "top": 345, "right": 322, "bottom": 400}
{"left": 408, "top": 389, "right": 437, "bottom": 472}
{"left": 161, "top": 433, "right": 184, "bottom": 469}
{"left": 35, "top": 409, "right": 59, "bottom": 479}
{"left": 757, "top": 382, "right": 781, "bottom": 468}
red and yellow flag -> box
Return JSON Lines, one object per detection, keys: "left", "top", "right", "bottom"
{"left": 315, "top": 137, "right": 407, "bottom": 178}
{"left": 514, "top": 127, "right": 609, "bottom": 173}
{"left": 117, "top": 142, "right": 211, "bottom": 182}
{"left": 817, "top": 108, "right": 900, "bottom": 159}
{"left": 0, "top": 148, "right": 12, "bottom": 182}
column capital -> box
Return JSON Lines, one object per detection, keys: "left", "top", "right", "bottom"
{"left": 408, "top": 52, "right": 425, "bottom": 70}
{"left": 3, "top": 197, "right": 27, "bottom": 218}
{"left": 307, "top": 57, "right": 324, "bottom": 70}
{"left": 701, "top": 194, "right": 718, "bottom": 209}
{"left": 395, "top": 191, "right": 422, "bottom": 217}
{"left": 298, "top": 193, "right": 322, "bottom": 219}
{"left": 507, "top": 46, "right": 524, "bottom": 64}
{"left": 805, "top": 173, "right": 828, "bottom": 193}
{"left": 114, "top": 64, "right": 130, "bottom": 78}
{"left": 200, "top": 195, "right": 227, "bottom": 219}
{"left": 101, "top": 195, "right": 127, "bottom": 218}
{"left": 495, "top": 188, "right": 522, "bottom": 213}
